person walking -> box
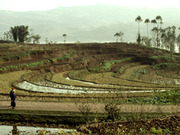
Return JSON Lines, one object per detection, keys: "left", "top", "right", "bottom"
{"left": 11, "top": 90, "right": 16, "bottom": 109}
{"left": 10, "top": 87, "right": 14, "bottom": 106}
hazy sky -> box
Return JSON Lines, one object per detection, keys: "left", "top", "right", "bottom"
{"left": 0, "top": 0, "right": 180, "bottom": 11}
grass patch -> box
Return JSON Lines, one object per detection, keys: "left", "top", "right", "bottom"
{"left": 88, "top": 58, "right": 131, "bottom": 73}
{"left": 150, "top": 55, "right": 175, "bottom": 62}
{"left": 84, "top": 71, "right": 165, "bottom": 87}
{"left": 0, "top": 59, "right": 51, "bottom": 71}
{"left": 69, "top": 68, "right": 91, "bottom": 80}
{"left": 50, "top": 53, "right": 71, "bottom": 63}
{"left": 0, "top": 70, "right": 31, "bottom": 94}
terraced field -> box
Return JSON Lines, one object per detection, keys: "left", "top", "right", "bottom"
{"left": 1, "top": 41, "right": 180, "bottom": 134}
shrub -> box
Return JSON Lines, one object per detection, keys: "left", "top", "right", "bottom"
{"left": 104, "top": 102, "right": 121, "bottom": 121}
{"left": 75, "top": 103, "right": 92, "bottom": 122}
{"left": 50, "top": 54, "right": 71, "bottom": 62}
{"left": 88, "top": 58, "right": 131, "bottom": 73}
{"left": 133, "top": 68, "right": 147, "bottom": 77}
{"left": 151, "top": 127, "right": 163, "bottom": 134}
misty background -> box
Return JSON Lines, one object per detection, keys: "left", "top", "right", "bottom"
{"left": 0, "top": 4, "right": 180, "bottom": 43}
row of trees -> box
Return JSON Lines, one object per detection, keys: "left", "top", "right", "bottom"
{"left": 3, "top": 25, "right": 68, "bottom": 44}
{"left": 3, "top": 25, "right": 41, "bottom": 44}
{"left": 135, "top": 15, "right": 162, "bottom": 46}
{"left": 135, "top": 15, "right": 180, "bottom": 54}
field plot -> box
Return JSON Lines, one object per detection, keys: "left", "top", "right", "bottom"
{"left": 1, "top": 42, "right": 180, "bottom": 134}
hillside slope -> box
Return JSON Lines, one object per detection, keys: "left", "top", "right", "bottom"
{"left": 0, "top": 5, "right": 180, "bottom": 42}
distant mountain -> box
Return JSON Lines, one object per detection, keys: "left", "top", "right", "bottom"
{"left": 0, "top": 4, "right": 180, "bottom": 43}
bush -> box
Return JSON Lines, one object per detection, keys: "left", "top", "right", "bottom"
{"left": 88, "top": 58, "right": 131, "bottom": 73}
{"left": 151, "top": 127, "right": 163, "bottom": 134}
{"left": 133, "top": 68, "right": 147, "bottom": 77}
{"left": 50, "top": 54, "right": 71, "bottom": 62}
{"left": 104, "top": 102, "right": 121, "bottom": 121}
{"left": 75, "top": 103, "right": 92, "bottom": 122}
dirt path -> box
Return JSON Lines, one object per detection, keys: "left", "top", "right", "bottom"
{"left": 0, "top": 101, "right": 180, "bottom": 113}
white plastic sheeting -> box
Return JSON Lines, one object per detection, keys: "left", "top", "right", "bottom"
{"left": 17, "top": 81, "right": 166, "bottom": 94}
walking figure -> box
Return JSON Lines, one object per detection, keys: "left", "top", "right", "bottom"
{"left": 10, "top": 88, "right": 14, "bottom": 97}
{"left": 10, "top": 88, "right": 14, "bottom": 106}
{"left": 11, "top": 90, "right": 16, "bottom": 109}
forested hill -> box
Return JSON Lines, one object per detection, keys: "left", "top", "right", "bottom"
{"left": 0, "top": 4, "right": 180, "bottom": 43}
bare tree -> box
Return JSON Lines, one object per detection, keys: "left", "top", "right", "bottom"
{"left": 4, "top": 30, "right": 13, "bottom": 41}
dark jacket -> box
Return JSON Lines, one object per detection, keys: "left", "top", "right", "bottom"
{"left": 10, "top": 90, "right": 13, "bottom": 98}
{"left": 11, "top": 93, "right": 16, "bottom": 101}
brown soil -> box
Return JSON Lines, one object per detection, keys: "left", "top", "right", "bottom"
{"left": 0, "top": 42, "right": 161, "bottom": 72}
{"left": 78, "top": 114, "right": 180, "bottom": 134}
{"left": 1, "top": 101, "right": 180, "bottom": 113}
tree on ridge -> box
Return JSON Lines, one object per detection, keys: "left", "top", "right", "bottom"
{"left": 119, "top": 31, "right": 124, "bottom": 42}
{"left": 144, "top": 18, "right": 150, "bottom": 38}
{"left": 135, "top": 16, "right": 143, "bottom": 36}
{"left": 63, "top": 34, "right": 67, "bottom": 44}
{"left": 114, "top": 33, "right": 120, "bottom": 42}
{"left": 10, "top": 25, "right": 29, "bottom": 43}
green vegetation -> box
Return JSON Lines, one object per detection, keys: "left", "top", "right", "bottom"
{"left": 133, "top": 68, "right": 147, "bottom": 77}
{"left": 50, "top": 54, "right": 71, "bottom": 63}
{"left": 88, "top": 58, "right": 131, "bottom": 73}
{"left": 150, "top": 55, "right": 175, "bottom": 62}
{"left": 11, "top": 25, "right": 29, "bottom": 42}
{"left": 9, "top": 25, "right": 41, "bottom": 43}
{"left": 0, "top": 59, "right": 50, "bottom": 71}
{"left": 152, "top": 63, "right": 180, "bottom": 69}
{"left": 150, "top": 127, "right": 163, "bottom": 134}
{"left": 0, "top": 54, "right": 71, "bottom": 71}
{"left": 0, "top": 110, "right": 91, "bottom": 126}
{"left": 0, "top": 51, "right": 36, "bottom": 62}
{"left": 127, "top": 89, "right": 180, "bottom": 104}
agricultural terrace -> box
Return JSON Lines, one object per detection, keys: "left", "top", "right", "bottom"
{"left": 1, "top": 41, "right": 180, "bottom": 134}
